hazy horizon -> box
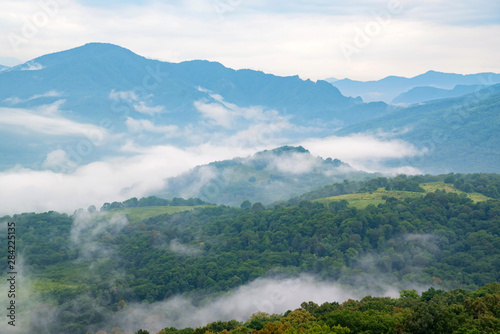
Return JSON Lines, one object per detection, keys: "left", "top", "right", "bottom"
{"left": 1, "top": 0, "right": 499, "bottom": 81}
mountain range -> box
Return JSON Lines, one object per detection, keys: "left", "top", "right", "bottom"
{"left": 0, "top": 42, "right": 498, "bottom": 175}
{"left": 391, "top": 84, "right": 485, "bottom": 105}
{"left": 336, "top": 84, "right": 500, "bottom": 173}
{"left": 328, "top": 71, "right": 500, "bottom": 103}
{"left": 0, "top": 42, "right": 392, "bottom": 169}
{"left": 0, "top": 42, "right": 388, "bottom": 127}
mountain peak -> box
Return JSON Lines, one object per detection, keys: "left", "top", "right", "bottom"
{"left": 255, "top": 146, "right": 310, "bottom": 157}
{"left": 31, "top": 42, "right": 145, "bottom": 67}
{"left": 76, "top": 42, "right": 136, "bottom": 54}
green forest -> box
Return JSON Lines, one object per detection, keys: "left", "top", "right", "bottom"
{"left": 0, "top": 173, "right": 499, "bottom": 333}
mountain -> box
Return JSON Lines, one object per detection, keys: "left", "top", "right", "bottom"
{"left": 157, "top": 146, "right": 375, "bottom": 206}
{"left": 392, "top": 84, "right": 484, "bottom": 105}
{"left": 0, "top": 43, "right": 391, "bottom": 169}
{"left": 0, "top": 42, "right": 383, "bottom": 124}
{"left": 331, "top": 70, "right": 500, "bottom": 103}
{"left": 0, "top": 64, "right": 8, "bottom": 72}
{"left": 336, "top": 84, "right": 500, "bottom": 173}
{"left": 325, "top": 77, "right": 339, "bottom": 83}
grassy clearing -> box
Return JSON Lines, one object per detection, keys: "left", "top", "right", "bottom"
{"left": 315, "top": 182, "right": 493, "bottom": 209}
{"left": 106, "top": 205, "right": 211, "bottom": 223}
{"left": 420, "top": 182, "right": 491, "bottom": 202}
{"left": 314, "top": 190, "right": 422, "bottom": 209}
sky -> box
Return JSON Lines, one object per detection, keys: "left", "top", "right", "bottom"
{"left": 1, "top": 0, "right": 499, "bottom": 80}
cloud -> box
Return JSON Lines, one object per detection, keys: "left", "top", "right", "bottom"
{"left": 169, "top": 239, "right": 203, "bottom": 257}
{"left": 113, "top": 275, "right": 400, "bottom": 333}
{"left": 71, "top": 210, "right": 129, "bottom": 258}
{"left": 194, "top": 100, "right": 235, "bottom": 128}
{"left": 0, "top": 88, "right": 425, "bottom": 216}
{"left": 133, "top": 101, "right": 165, "bottom": 114}
{"left": 125, "top": 117, "right": 179, "bottom": 136}
{"left": 42, "top": 149, "right": 77, "bottom": 170}
{"left": 0, "top": 104, "right": 110, "bottom": 142}
{"left": 298, "top": 133, "right": 424, "bottom": 173}
{"left": 268, "top": 152, "right": 321, "bottom": 175}
{"left": 20, "top": 61, "right": 44, "bottom": 70}
{"left": 194, "top": 89, "right": 292, "bottom": 135}
{"left": 3, "top": 90, "right": 62, "bottom": 105}
{"left": 110, "top": 89, "right": 165, "bottom": 114}
{"left": 109, "top": 90, "right": 140, "bottom": 102}
{"left": 0, "top": 143, "right": 234, "bottom": 216}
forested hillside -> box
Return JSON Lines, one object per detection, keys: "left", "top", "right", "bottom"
{"left": 1, "top": 175, "right": 499, "bottom": 333}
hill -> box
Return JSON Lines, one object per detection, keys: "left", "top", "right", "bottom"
{"left": 331, "top": 70, "right": 500, "bottom": 103}
{"left": 157, "top": 146, "right": 375, "bottom": 206}
{"left": 314, "top": 181, "right": 492, "bottom": 209}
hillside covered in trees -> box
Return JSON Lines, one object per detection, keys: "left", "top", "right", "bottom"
{"left": 0, "top": 174, "right": 499, "bottom": 333}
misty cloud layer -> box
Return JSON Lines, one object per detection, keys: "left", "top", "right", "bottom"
{"left": 113, "top": 275, "right": 400, "bottom": 334}
{"left": 0, "top": 88, "right": 425, "bottom": 216}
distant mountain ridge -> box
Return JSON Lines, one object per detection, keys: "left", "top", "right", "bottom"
{"left": 0, "top": 43, "right": 395, "bottom": 169}
{"left": 0, "top": 43, "right": 377, "bottom": 125}
{"left": 329, "top": 70, "right": 500, "bottom": 103}
{"left": 392, "top": 84, "right": 485, "bottom": 105}
{"left": 1, "top": 43, "right": 499, "bottom": 174}
{"left": 336, "top": 84, "right": 500, "bottom": 173}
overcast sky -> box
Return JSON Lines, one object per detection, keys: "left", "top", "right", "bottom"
{"left": 1, "top": 0, "right": 499, "bottom": 80}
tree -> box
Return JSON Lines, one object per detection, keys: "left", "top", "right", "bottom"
{"left": 241, "top": 200, "right": 252, "bottom": 209}
{"left": 252, "top": 202, "right": 265, "bottom": 211}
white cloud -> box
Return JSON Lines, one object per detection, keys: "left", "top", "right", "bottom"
{"left": 20, "top": 61, "right": 44, "bottom": 71}
{"left": 269, "top": 152, "right": 321, "bottom": 175}
{"left": 0, "top": 143, "right": 229, "bottom": 216}
{"left": 133, "top": 101, "right": 165, "bottom": 114}
{"left": 0, "top": 89, "right": 426, "bottom": 216}
{"left": 194, "top": 100, "right": 235, "bottom": 128}
{"left": 42, "top": 149, "right": 77, "bottom": 170}
{"left": 169, "top": 239, "right": 203, "bottom": 257}
{"left": 109, "top": 90, "right": 139, "bottom": 102}
{"left": 194, "top": 89, "right": 289, "bottom": 130}
{"left": 109, "top": 89, "right": 165, "bottom": 114}
{"left": 3, "top": 90, "right": 62, "bottom": 105}
{"left": 125, "top": 117, "right": 179, "bottom": 136}
{"left": 299, "top": 133, "right": 424, "bottom": 173}
{"left": 114, "top": 275, "right": 400, "bottom": 333}
{"left": 0, "top": 105, "right": 110, "bottom": 142}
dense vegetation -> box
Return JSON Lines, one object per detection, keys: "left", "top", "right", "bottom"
{"left": 0, "top": 174, "right": 499, "bottom": 333}
{"left": 100, "top": 196, "right": 212, "bottom": 211}
{"left": 286, "top": 173, "right": 500, "bottom": 204}
{"left": 151, "top": 283, "right": 500, "bottom": 334}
